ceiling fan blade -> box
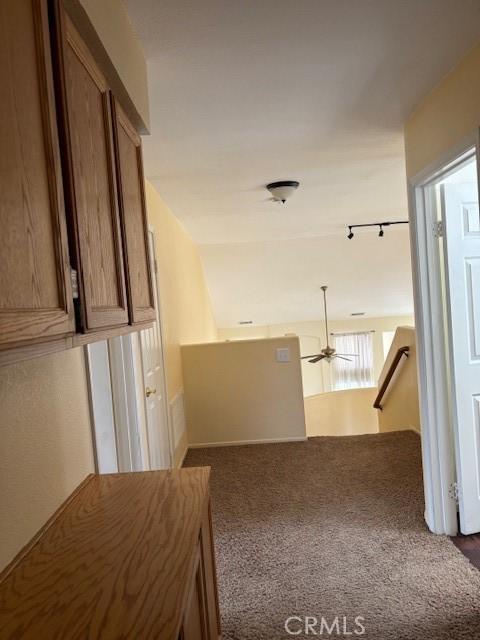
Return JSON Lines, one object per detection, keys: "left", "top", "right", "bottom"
{"left": 301, "top": 354, "right": 322, "bottom": 360}
{"left": 334, "top": 355, "right": 352, "bottom": 362}
{"left": 336, "top": 353, "right": 358, "bottom": 357}
{"left": 308, "top": 355, "right": 326, "bottom": 363}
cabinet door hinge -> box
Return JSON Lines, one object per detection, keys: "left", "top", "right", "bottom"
{"left": 449, "top": 481, "right": 460, "bottom": 503}
{"left": 434, "top": 220, "right": 444, "bottom": 238}
{"left": 70, "top": 268, "right": 79, "bottom": 299}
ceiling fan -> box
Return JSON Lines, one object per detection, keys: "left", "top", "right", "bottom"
{"left": 301, "top": 286, "right": 358, "bottom": 364}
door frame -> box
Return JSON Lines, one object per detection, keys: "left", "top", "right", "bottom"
{"left": 408, "top": 130, "right": 479, "bottom": 534}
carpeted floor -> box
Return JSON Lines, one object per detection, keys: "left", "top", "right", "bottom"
{"left": 184, "top": 431, "right": 480, "bottom": 639}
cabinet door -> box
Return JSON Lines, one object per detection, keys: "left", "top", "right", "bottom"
{"left": 0, "top": 0, "right": 74, "bottom": 349}
{"left": 111, "top": 98, "right": 155, "bottom": 324}
{"left": 181, "top": 543, "right": 208, "bottom": 640}
{"left": 52, "top": 6, "right": 128, "bottom": 331}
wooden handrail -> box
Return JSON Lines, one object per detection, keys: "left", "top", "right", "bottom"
{"left": 374, "top": 346, "right": 410, "bottom": 410}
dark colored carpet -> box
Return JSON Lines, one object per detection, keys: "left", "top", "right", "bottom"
{"left": 185, "top": 431, "right": 480, "bottom": 639}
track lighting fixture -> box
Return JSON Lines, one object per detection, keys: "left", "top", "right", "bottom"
{"left": 346, "top": 220, "right": 409, "bottom": 239}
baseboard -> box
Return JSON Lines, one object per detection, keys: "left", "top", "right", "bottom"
{"left": 188, "top": 436, "right": 307, "bottom": 449}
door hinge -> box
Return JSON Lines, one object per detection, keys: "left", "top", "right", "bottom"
{"left": 449, "top": 481, "right": 460, "bottom": 503}
{"left": 70, "top": 268, "right": 79, "bottom": 299}
{"left": 434, "top": 220, "right": 444, "bottom": 238}
{"left": 154, "top": 259, "right": 158, "bottom": 274}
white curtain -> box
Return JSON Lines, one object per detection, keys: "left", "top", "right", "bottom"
{"left": 332, "top": 332, "right": 374, "bottom": 390}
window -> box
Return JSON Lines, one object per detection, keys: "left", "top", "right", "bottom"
{"left": 382, "top": 331, "right": 395, "bottom": 360}
{"left": 332, "top": 332, "right": 374, "bottom": 390}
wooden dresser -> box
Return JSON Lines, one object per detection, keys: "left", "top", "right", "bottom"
{"left": 0, "top": 468, "right": 221, "bottom": 639}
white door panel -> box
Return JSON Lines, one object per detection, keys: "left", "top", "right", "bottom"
{"left": 140, "top": 232, "right": 172, "bottom": 470}
{"left": 108, "top": 335, "right": 148, "bottom": 472}
{"left": 85, "top": 341, "right": 118, "bottom": 473}
{"left": 442, "top": 179, "right": 480, "bottom": 533}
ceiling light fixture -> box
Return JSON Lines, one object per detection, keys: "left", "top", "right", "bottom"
{"left": 266, "top": 180, "right": 300, "bottom": 203}
{"left": 346, "top": 220, "right": 409, "bottom": 239}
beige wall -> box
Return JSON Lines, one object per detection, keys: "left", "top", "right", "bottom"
{"left": 404, "top": 42, "right": 480, "bottom": 178}
{"left": 0, "top": 349, "right": 94, "bottom": 570}
{"left": 146, "top": 181, "right": 218, "bottom": 401}
{"left": 377, "top": 327, "right": 420, "bottom": 434}
{"left": 305, "top": 388, "right": 378, "bottom": 437}
{"left": 76, "top": 0, "right": 150, "bottom": 128}
{"left": 181, "top": 337, "right": 306, "bottom": 446}
{"left": 219, "top": 315, "right": 414, "bottom": 397}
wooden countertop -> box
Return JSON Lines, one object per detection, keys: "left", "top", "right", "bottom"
{"left": 0, "top": 467, "right": 211, "bottom": 639}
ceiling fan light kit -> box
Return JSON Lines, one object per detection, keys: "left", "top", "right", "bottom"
{"left": 266, "top": 180, "right": 300, "bottom": 203}
{"left": 347, "top": 220, "right": 409, "bottom": 239}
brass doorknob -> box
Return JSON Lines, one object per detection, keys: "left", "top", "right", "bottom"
{"left": 145, "top": 387, "right": 157, "bottom": 398}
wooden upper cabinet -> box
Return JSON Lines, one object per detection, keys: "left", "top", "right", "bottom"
{"left": 0, "top": 0, "right": 74, "bottom": 349}
{"left": 52, "top": 4, "right": 129, "bottom": 332}
{"left": 111, "top": 98, "right": 156, "bottom": 324}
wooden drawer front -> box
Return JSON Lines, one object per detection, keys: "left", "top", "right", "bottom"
{"left": 55, "top": 9, "right": 128, "bottom": 331}
{"left": 0, "top": 0, "right": 74, "bottom": 348}
{"left": 112, "top": 98, "right": 155, "bottom": 324}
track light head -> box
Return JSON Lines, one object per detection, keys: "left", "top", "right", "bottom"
{"left": 378, "top": 225, "right": 384, "bottom": 237}
{"left": 347, "top": 227, "right": 354, "bottom": 240}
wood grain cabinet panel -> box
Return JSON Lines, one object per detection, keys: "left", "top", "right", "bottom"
{"left": 52, "top": 4, "right": 129, "bottom": 332}
{"left": 0, "top": 469, "right": 222, "bottom": 640}
{"left": 0, "top": 0, "right": 74, "bottom": 348}
{"left": 111, "top": 98, "right": 156, "bottom": 324}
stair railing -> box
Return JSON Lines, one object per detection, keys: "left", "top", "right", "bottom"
{"left": 373, "top": 346, "right": 410, "bottom": 410}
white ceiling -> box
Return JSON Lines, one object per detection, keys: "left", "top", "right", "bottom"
{"left": 125, "top": 0, "right": 480, "bottom": 326}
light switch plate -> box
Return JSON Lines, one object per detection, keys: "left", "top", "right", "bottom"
{"left": 276, "top": 347, "right": 290, "bottom": 363}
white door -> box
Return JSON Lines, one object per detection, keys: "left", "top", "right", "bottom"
{"left": 85, "top": 336, "right": 148, "bottom": 473}
{"left": 441, "top": 176, "right": 480, "bottom": 533}
{"left": 139, "top": 231, "right": 172, "bottom": 470}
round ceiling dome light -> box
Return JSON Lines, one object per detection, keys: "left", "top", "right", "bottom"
{"left": 266, "top": 180, "right": 300, "bottom": 203}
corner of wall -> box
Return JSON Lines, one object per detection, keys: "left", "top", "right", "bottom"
{"left": 144, "top": 180, "right": 218, "bottom": 411}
